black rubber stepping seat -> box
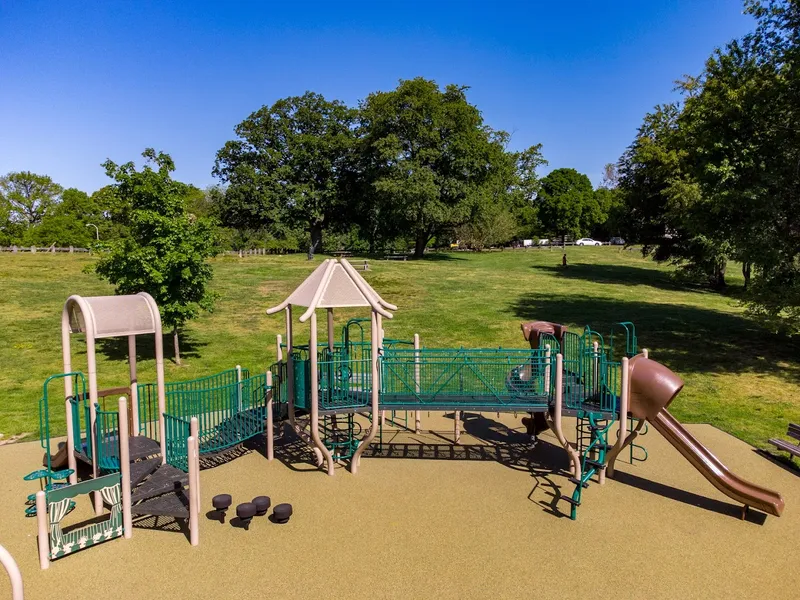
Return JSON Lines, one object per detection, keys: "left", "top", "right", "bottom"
{"left": 252, "top": 496, "right": 271, "bottom": 516}
{"left": 212, "top": 494, "right": 232, "bottom": 523}
{"left": 272, "top": 503, "right": 293, "bottom": 524}
{"left": 236, "top": 502, "right": 257, "bottom": 530}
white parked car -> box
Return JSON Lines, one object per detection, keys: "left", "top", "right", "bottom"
{"left": 576, "top": 238, "right": 602, "bottom": 246}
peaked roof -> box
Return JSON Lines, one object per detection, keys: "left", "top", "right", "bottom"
{"left": 266, "top": 259, "right": 396, "bottom": 322}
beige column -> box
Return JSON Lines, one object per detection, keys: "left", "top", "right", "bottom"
{"left": 188, "top": 435, "right": 199, "bottom": 546}
{"left": 118, "top": 397, "right": 133, "bottom": 539}
{"left": 642, "top": 348, "right": 649, "bottom": 358}
{"left": 190, "top": 417, "right": 201, "bottom": 516}
{"left": 327, "top": 308, "right": 335, "bottom": 352}
{"left": 414, "top": 333, "right": 421, "bottom": 433}
{"left": 61, "top": 307, "right": 78, "bottom": 484}
{"left": 86, "top": 334, "right": 103, "bottom": 515}
{"left": 266, "top": 371, "right": 274, "bottom": 460}
{"left": 545, "top": 354, "right": 581, "bottom": 478}
{"left": 128, "top": 335, "right": 139, "bottom": 436}
{"left": 377, "top": 313, "right": 385, "bottom": 428}
{"left": 35, "top": 491, "right": 49, "bottom": 570}
{"left": 309, "top": 312, "right": 335, "bottom": 475}
{"left": 350, "top": 310, "right": 380, "bottom": 474}
{"left": 607, "top": 357, "right": 630, "bottom": 478}
{"left": 285, "top": 307, "right": 295, "bottom": 428}
{"left": 154, "top": 316, "right": 167, "bottom": 466}
{"left": 276, "top": 334, "right": 283, "bottom": 361}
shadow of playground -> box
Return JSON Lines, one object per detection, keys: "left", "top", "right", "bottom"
{"left": 510, "top": 293, "right": 800, "bottom": 382}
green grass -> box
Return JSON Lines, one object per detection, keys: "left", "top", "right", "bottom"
{"left": 2, "top": 247, "right": 799, "bottom": 449}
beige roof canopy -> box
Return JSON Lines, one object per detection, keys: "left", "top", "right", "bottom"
{"left": 266, "top": 258, "right": 397, "bottom": 322}
{"left": 65, "top": 292, "right": 161, "bottom": 339}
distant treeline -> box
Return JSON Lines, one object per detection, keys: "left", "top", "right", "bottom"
{"left": 1, "top": 78, "right": 622, "bottom": 259}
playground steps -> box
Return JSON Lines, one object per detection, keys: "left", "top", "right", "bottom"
{"left": 201, "top": 407, "right": 265, "bottom": 452}
{"left": 128, "top": 436, "right": 162, "bottom": 461}
{"left": 130, "top": 489, "right": 189, "bottom": 519}
{"left": 129, "top": 457, "right": 162, "bottom": 489}
{"left": 130, "top": 464, "right": 189, "bottom": 504}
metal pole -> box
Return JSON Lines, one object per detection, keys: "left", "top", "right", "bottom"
{"left": 414, "top": 333, "right": 421, "bottom": 433}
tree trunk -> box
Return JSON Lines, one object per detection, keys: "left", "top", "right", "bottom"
{"left": 307, "top": 222, "right": 323, "bottom": 260}
{"left": 742, "top": 262, "right": 751, "bottom": 290}
{"left": 173, "top": 328, "right": 182, "bottom": 366}
{"left": 712, "top": 259, "right": 727, "bottom": 289}
{"left": 414, "top": 233, "right": 428, "bottom": 259}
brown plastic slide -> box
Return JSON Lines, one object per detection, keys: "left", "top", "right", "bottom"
{"left": 43, "top": 442, "right": 69, "bottom": 470}
{"left": 627, "top": 355, "right": 784, "bottom": 517}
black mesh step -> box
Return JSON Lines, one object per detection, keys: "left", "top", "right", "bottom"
{"left": 131, "top": 490, "right": 189, "bottom": 519}
{"left": 129, "top": 458, "right": 162, "bottom": 489}
{"left": 559, "top": 495, "right": 581, "bottom": 506}
{"left": 568, "top": 476, "right": 589, "bottom": 488}
{"left": 129, "top": 436, "right": 162, "bottom": 461}
{"left": 584, "top": 459, "right": 606, "bottom": 469}
{"left": 131, "top": 464, "right": 188, "bottom": 503}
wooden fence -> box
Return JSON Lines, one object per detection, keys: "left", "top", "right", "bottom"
{"left": 0, "top": 246, "right": 90, "bottom": 253}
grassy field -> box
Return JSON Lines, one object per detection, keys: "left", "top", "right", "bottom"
{"left": 1, "top": 247, "right": 799, "bottom": 449}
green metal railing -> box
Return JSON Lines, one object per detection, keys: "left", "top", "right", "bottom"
{"left": 94, "top": 404, "right": 120, "bottom": 473}
{"left": 138, "top": 367, "right": 250, "bottom": 439}
{"left": 319, "top": 349, "right": 373, "bottom": 410}
{"left": 380, "top": 348, "right": 552, "bottom": 409}
{"left": 163, "top": 413, "right": 191, "bottom": 471}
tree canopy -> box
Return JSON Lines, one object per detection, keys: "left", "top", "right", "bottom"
{"left": 213, "top": 92, "right": 357, "bottom": 259}
{"left": 93, "top": 149, "right": 218, "bottom": 363}
{"left": 537, "top": 168, "right": 603, "bottom": 242}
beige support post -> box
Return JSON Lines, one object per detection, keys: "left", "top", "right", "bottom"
{"left": 607, "top": 357, "right": 630, "bottom": 478}
{"left": 190, "top": 417, "right": 201, "bottom": 516}
{"left": 544, "top": 344, "right": 552, "bottom": 392}
{"left": 35, "top": 491, "right": 49, "bottom": 570}
{"left": 235, "top": 365, "right": 243, "bottom": 411}
{"left": 266, "top": 371, "right": 274, "bottom": 460}
{"left": 61, "top": 308, "right": 78, "bottom": 485}
{"left": 545, "top": 354, "right": 582, "bottom": 478}
{"left": 118, "top": 398, "right": 133, "bottom": 539}
{"left": 128, "top": 335, "right": 139, "bottom": 436}
{"left": 285, "top": 307, "right": 295, "bottom": 428}
{"left": 377, "top": 313, "right": 385, "bottom": 428}
{"left": 327, "top": 308, "right": 335, "bottom": 352}
{"left": 0, "top": 543, "right": 24, "bottom": 600}
{"left": 414, "top": 333, "right": 421, "bottom": 433}
{"left": 187, "top": 435, "right": 199, "bottom": 546}
{"left": 454, "top": 411, "right": 461, "bottom": 443}
{"left": 351, "top": 310, "right": 380, "bottom": 474}
{"left": 154, "top": 312, "right": 167, "bottom": 466}
{"left": 592, "top": 340, "right": 600, "bottom": 395}
{"left": 276, "top": 334, "right": 283, "bottom": 362}
{"left": 309, "top": 312, "right": 335, "bottom": 475}
{"left": 642, "top": 348, "right": 649, "bottom": 358}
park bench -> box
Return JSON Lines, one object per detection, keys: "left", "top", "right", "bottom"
{"left": 332, "top": 250, "right": 353, "bottom": 258}
{"left": 384, "top": 254, "right": 408, "bottom": 261}
{"left": 768, "top": 423, "right": 800, "bottom": 460}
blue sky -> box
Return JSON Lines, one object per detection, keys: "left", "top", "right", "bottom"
{"left": 0, "top": 1, "right": 753, "bottom": 193}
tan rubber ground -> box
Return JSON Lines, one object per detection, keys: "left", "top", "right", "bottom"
{"left": 2, "top": 413, "right": 798, "bottom": 599}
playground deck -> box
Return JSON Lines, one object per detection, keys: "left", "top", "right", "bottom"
{"left": 4, "top": 413, "right": 798, "bottom": 600}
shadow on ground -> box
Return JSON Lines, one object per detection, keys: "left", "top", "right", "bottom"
{"left": 611, "top": 469, "right": 768, "bottom": 524}
{"left": 510, "top": 293, "right": 800, "bottom": 381}
{"left": 96, "top": 332, "right": 208, "bottom": 364}
{"left": 533, "top": 263, "right": 699, "bottom": 293}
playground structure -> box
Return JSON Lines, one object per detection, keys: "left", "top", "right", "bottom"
{"left": 0, "top": 544, "right": 23, "bottom": 600}
{"left": 27, "top": 259, "right": 785, "bottom": 572}
{"left": 263, "top": 258, "right": 785, "bottom": 519}
{"left": 26, "top": 293, "right": 205, "bottom": 567}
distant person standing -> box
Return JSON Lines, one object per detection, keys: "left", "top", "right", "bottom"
{"left": 562, "top": 253, "right": 568, "bottom": 268}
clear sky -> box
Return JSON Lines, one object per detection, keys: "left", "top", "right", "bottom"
{"left": 0, "top": 0, "right": 754, "bottom": 193}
